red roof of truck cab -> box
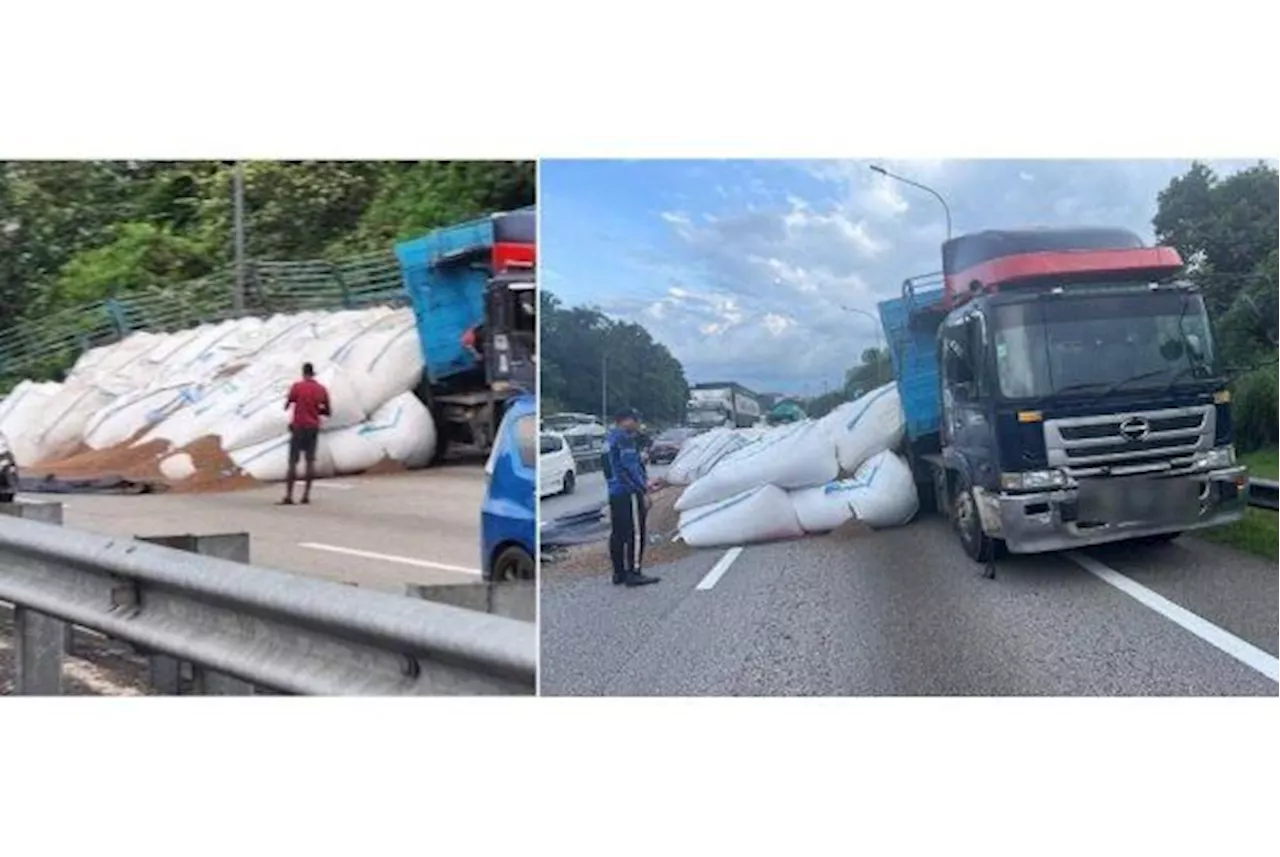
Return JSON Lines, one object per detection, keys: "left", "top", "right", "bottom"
{"left": 944, "top": 245, "right": 1184, "bottom": 308}
{"left": 492, "top": 241, "right": 535, "bottom": 273}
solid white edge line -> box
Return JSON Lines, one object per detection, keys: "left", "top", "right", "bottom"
{"left": 299, "top": 542, "right": 482, "bottom": 576}
{"left": 696, "top": 546, "right": 744, "bottom": 591}
{"left": 1066, "top": 551, "right": 1279, "bottom": 684}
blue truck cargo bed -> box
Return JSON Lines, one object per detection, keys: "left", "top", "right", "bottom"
{"left": 395, "top": 216, "right": 495, "bottom": 384}
{"left": 878, "top": 284, "right": 945, "bottom": 443}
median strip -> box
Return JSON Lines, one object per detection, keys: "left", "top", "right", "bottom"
{"left": 1067, "top": 551, "right": 1279, "bottom": 684}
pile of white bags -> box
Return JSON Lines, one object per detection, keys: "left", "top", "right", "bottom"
{"left": 0, "top": 306, "right": 439, "bottom": 483}
{"left": 674, "top": 383, "right": 918, "bottom": 548}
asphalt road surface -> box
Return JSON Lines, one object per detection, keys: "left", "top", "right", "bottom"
{"left": 17, "top": 462, "right": 486, "bottom": 594}
{"left": 541, "top": 511, "right": 1279, "bottom": 696}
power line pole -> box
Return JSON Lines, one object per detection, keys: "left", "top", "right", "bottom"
{"left": 232, "top": 162, "right": 246, "bottom": 314}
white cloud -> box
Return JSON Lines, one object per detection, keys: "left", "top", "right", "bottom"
{"left": 762, "top": 313, "right": 793, "bottom": 335}
{"left": 576, "top": 158, "right": 1274, "bottom": 391}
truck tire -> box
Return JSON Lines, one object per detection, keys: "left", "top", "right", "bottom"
{"left": 430, "top": 433, "right": 451, "bottom": 466}
{"left": 951, "top": 472, "right": 997, "bottom": 564}
{"left": 562, "top": 471, "right": 576, "bottom": 495}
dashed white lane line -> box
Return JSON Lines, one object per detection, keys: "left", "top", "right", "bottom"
{"left": 1067, "top": 551, "right": 1279, "bottom": 684}
{"left": 299, "top": 542, "right": 482, "bottom": 576}
{"left": 696, "top": 547, "right": 744, "bottom": 591}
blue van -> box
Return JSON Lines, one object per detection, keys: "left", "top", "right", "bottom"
{"left": 481, "top": 393, "right": 536, "bottom": 581}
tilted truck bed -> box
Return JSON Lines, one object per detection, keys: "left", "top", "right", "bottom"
{"left": 877, "top": 276, "right": 946, "bottom": 444}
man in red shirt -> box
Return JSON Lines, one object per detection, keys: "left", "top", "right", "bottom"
{"left": 280, "top": 362, "right": 331, "bottom": 505}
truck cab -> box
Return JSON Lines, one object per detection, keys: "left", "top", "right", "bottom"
{"left": 881, "top": 227, "right": 1247, "bottom": 561}
{"left": 396, "top": 207, "right": 536, "bottom": 463}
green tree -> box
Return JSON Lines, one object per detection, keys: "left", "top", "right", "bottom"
{"left": 0, "top": 159, "right": 535, "bottom": 332}
{"left": 540, "top": 290, "right": 689, "bottom": 424}
{"left": 1153, "top": 161, "right": 1279, "bottom": 367}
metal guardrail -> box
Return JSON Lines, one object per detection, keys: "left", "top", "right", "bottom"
{"left": 0, "top": 508, "right": 535, "bottom": 696}
{"left": 1248, "top": 478, "right": 1278, "bottom": 511}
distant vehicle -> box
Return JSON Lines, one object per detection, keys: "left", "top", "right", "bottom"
{"left": 686, "top": 382, "right": 761, "bottom": 430}
{"left": 542, "top": 412, "right": 607, "bottom": 458}
{"left": 0, "top": 433, "right": 16, "bottom": 503}
{"left": 539, "top": 431, "right": 577, "bottom": 498}
{"left": 648, "top": 427, "right": 698, "bottom": 464}
{"left": 481, "top": 393, "right": 536, "bottom": 582}
{"left": 766, "top": 400, "right": 807, "bottom": 425}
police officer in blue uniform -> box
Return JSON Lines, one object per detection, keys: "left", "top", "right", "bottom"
{"left": 602, "top": 408, "right": 661, "bottom": 587}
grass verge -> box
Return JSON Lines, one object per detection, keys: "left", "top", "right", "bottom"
{"left": 1196, "top": 445, "right": 1278, "bottom": 560}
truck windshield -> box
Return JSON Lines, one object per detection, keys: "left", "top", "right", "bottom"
{"left": 992, "top": 290, "right": 1218, "bottom": 400}
{"left": 688, "top": 407, "right": 724, "bottom": 427}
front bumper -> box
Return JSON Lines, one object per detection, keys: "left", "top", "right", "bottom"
{"left": 978, "top": 466, "right": 1248, "bottom": 554}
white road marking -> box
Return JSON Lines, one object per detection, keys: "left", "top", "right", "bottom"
{"left": 697, "top": 546, "right": 744, "bottom": 591}
{"left": 310, "top": 482, "right": 355, "bottom": 490}
{"left": 299, "top": 542, "right": 482, "bottom": 576}
{"left": 1067, "top": 551, "right": 1279, "bottom": 684}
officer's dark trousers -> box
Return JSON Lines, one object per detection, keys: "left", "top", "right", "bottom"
{"left": 609, "top": 492, "right": 647, "bottom": 578}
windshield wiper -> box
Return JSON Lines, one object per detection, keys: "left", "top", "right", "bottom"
{"left": 1099, "top": 368, "right": 1170, "bottom": 397}
{"left": 1049, "top": 381, "right": 1110, "bottom": 397}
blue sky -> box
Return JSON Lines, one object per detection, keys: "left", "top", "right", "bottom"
{"left": 540, "top": 159, "right": 1271, "bottom": 396}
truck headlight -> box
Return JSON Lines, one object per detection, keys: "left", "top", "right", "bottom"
{"left": 1195, "top": 445, "right": 1235, "bottom": 471}
{"left": 1000, "top": 469, "right": 1068, "bottom": 492}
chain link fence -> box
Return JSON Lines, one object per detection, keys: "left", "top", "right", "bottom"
{"left": 0, "top": 252, "right": 405, "bottom": 392}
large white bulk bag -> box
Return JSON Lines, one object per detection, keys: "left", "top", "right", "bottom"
{"left": 34, "top": 382, "right": 119, "bottom": 461}
{"left": 788, "top": 450, "right": 920, "bottom": 533}
{"left": 678, "top": 483, "right": 805, "bottom": 548}
{"left": 324, "top": 426, "right": 387, "bottom": 475}
{"left": 0, "top": 380, "right": 63, "bottom": 465}
{"left": 843, "top": 450, "right": 919, "bottom": 528}
{"left": 789, "top": 481, "right": 857, "bottom": 533}
{"left": 820, "top": 383, "right": 906, "bottom": 475}
{"left": 674, "top": 420, "right": 838, "bottom": 511}
{"left": 215, "top": 366, "right": 365, "bottom": 453}
{"left": 326, "top": 392, "right": 437, "bottom": 473}
{"left": 215, "top": 378, "right": 296, "bottom": 452}
{"left": 666, "top": 428, "right": 759, "bottom": 485}
{"left": 365, "top": 392, "right": 436, "bottom": 469}
{"left": 334, "top": 317, "right": 426, "bottom": 415}
{"left": 83, "top": 382, "right": 193, "bottom": 451}
{"left": 229, "top": 432, "right": 337, "bottom": 483}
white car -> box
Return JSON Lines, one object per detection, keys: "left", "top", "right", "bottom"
{"left": 538, "top": 431, "right": 577, "bottom": 498}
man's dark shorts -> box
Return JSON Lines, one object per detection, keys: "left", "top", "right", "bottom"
{"left": 288, "top": 426, "right": 320, "bottom": 464}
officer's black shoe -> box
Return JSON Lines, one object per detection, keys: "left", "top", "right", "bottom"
{"left": 624, "top": 572, "right": 660, "bottom": 587}
{"left": 612, "top": 572, "right": 627, "bottom": 585}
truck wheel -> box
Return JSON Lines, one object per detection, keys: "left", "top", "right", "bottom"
{"left": 492, "top": 545, "right": 535, "bottom": 582}
{"left": 429, "top": 433, "right": 451, "bottom": 466}
{"left": 952, "top": 474, "right": 996, "bottom": 564}
{"left": 562, "top": 472, "right": 576, "bottom": 495}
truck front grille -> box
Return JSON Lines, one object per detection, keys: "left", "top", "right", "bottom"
{"left": 1044, "top": 405, "right": 1213, "bottom": 477}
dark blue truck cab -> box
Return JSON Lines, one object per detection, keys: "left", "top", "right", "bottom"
{"left": 878, "top": 227, "right": 1248, "bottom": 562}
